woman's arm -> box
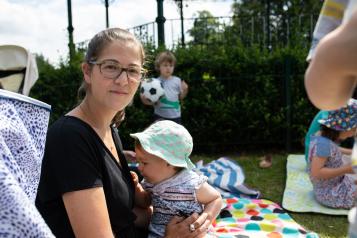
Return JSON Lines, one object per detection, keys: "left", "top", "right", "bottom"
{"left": 195, "top": 182, "right": 222, "bottom": 226}
{"left": 310, "top": 156, "right": 354, "bottom": 179}
{"left": 305, "top": 11, "right": 357, "bottom": 110}
{"left": 62, "top": 187, "right": 114, "bottom": 238}
{"left": 164, "top": 213, "right": 211, "bottom": 238}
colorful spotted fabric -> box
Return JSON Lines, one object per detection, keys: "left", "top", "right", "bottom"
{"left": 209, "top": 197, "right": 319, "bottom": 238}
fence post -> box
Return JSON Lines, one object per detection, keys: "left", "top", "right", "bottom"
{"left": 156, "top": 0, "right": 166, "bottom": 47}
{"left": 67, "top": 0, "right": 75, "bottom": 63}
{"left": 285, "top": 56, "right": 292, "bottom": 152}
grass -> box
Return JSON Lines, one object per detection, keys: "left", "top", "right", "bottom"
{"left": 191, "top": 152, "right": 349, "bottom": 238}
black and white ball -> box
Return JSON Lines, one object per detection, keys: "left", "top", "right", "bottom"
{"left": 140, "top": 78, "right": 165, "bottom": 103}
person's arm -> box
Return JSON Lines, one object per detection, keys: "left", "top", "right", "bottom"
{"left": 130, "top": 172, "right": 152, "bottom": 228}
{"left": 340, "top": 147, "right": 353, "bottom": 155}
{"left": 63, "top": 188, "right": 114, "bottom": 238}
{"left": 133, "top": 206, "right": 152, "bottom": 228}
{"left": 305, "top": 11, "right": 357, "bottom": 110}
{"left": 310, "top": 156, "right": 354, "bottom": 179}
{"left": 195, "top": 182, "right": 222, "bottom": 227}
{"left": 179, "top": 80, "right": 189, "bottom": 100}
{"left": 164, "top": 212, "right": 211, "bottom": 238}
{"left": 163, "top": 182, "right": 222, "bottom": 238}
{"left": 130, "top": 171, "right": 151, "bottom": 208}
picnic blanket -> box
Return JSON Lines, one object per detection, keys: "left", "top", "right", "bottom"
{"left": 282, "top": 154, "right": 349, "bottom": 215}
{"left": 195, "top": 157, "right": 260, "bottom": 198}
{"left": 210, "top": 197, "right": 318, "bottom": 238}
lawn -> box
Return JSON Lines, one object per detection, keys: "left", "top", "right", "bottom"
{"left": 191, "top": 152, "right": 349, "bottom": 238}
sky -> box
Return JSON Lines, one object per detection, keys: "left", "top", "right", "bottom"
{"left": 1, "top": 0, "right": 233, "bottom": 65}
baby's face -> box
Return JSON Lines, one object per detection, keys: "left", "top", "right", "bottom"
{"left": 135, "top": 146, "right": 176, "bottom": 184}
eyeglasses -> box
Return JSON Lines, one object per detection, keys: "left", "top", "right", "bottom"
{"left": 89, "top": 59, "right": 146, "bottom": 83}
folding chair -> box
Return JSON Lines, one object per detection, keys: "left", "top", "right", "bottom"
{"left": 0, "top": 45, "right": 38, "bottom": 96}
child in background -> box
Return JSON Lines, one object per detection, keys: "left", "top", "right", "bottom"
{"left": 140, "top": 51, "right": 188, "bottom": 124}
{"left": 130, "top": 120, "right": 222, "bottom": 238}
{"left": 308, "top": 99, "right": 357, "bottom": 209}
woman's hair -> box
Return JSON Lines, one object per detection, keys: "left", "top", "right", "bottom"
{"left": 320, "top": 125, "right": 340, "bottom": 141}
{"left": 78, "top": 28, "right": 145, "bottom": 127}
{"left": 154, "top": 51, "right": 176, "bottom": 71}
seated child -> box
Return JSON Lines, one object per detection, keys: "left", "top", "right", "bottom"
{"left": 130, "top": 120, "right": 222, "bottom": 238}
{"left": 308, "top": 99, "right": 357, "bottom": 209}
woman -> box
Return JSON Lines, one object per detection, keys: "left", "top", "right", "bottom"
{"left": 36, "top": 28, "right": 210, "bottom": 238}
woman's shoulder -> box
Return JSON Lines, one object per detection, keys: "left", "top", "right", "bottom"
{"left": 48, "top": 116, "right": 96, "bottom": 142}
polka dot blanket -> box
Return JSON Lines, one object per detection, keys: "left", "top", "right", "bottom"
{"left": 208, "top": 197, "right": 319, "bottom": 238}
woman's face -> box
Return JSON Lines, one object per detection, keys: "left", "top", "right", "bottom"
{"left": 83, "top": 40, "right": 142, "bottom": 112}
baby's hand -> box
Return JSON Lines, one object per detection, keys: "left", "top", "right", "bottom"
{"left": 130, "top": 171, "right": 140, "bottom": 186}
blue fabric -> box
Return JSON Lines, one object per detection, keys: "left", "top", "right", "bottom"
{"left": 305, "top": 111, "right": 329, "bottom": 163}
{"left": 195, "top": 157, "right": 260, "bottom": 198}
{"left": 314, "top": 136, "right": 332, "bottom": 158}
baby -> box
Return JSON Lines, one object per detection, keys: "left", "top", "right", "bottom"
{"left": 130, "top": 120, "right": 222, "bottom": 238}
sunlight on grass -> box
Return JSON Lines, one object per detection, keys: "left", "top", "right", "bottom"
{"left": 191, "top": 153, "right": 349, "bottom": 238}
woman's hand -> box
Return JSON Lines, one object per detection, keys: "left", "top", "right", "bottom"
{"left": 164, "top": 212, "right": 210, "bottom": 238}
{"left": 123, "top": 150, "right": 136, "bottom": 162}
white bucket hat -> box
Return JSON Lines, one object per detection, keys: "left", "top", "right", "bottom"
{"left": 130, "top": 120, "right": 195, "bottom": 170}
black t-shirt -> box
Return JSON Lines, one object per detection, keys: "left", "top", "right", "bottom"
{"left": 36, "top": 116, "right": 139, "bottom": 238}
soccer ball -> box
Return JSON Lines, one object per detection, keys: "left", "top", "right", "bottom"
{"left": 140, "top": 78, "right": 165, "bottom": 103}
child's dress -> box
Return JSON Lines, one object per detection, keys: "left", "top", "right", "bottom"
{"left": 308, "top": 135, "right": 357, "bottom": 208}
{"left": 142, "top": 169, "right": 207, "bottom": 238}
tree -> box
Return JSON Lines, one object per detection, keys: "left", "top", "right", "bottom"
{"left": 230, "top": 0, "right": 323, "bottom": 48}
{"left": 188, "top": 10, "right": 221, "bottom": 45}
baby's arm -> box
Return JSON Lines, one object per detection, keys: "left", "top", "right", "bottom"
{"left": 130, "top": 171, "right": 151, "bottom": 208}
{"left": 195, "top": 182, "right": 222, "bottom": 225}
{"left": 310, "top": 156, "right": 354, "bottom": 179}
{"left": 340, "top": 147, "right": 352, "bottom": 155}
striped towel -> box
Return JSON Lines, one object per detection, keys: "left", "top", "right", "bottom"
{"left": 195, "top": 157, "right": 260, "bottom": 198}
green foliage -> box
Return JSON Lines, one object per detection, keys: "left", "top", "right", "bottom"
{"left": 31, "top": 53, "right": 83, "bottom": 124}
{"left": 30, "top": 39, "right": 316, "bottom": 151}
{"left": 29, "top": 7, "right": 321, "bottom": 152}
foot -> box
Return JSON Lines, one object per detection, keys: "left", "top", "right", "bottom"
{"left": 259, "top": 154, "right": 272, "bottom": 168}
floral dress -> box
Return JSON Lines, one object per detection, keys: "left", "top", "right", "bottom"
{"left": 308, "top": 135, "right": 357, "bottom": 209}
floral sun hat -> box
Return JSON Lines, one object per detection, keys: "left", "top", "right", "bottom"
{"left": 130, "top": 120, "right": 195, "bottom": 170}
{"left": 318, "top": 98, "right": 357, "bottom": 131}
